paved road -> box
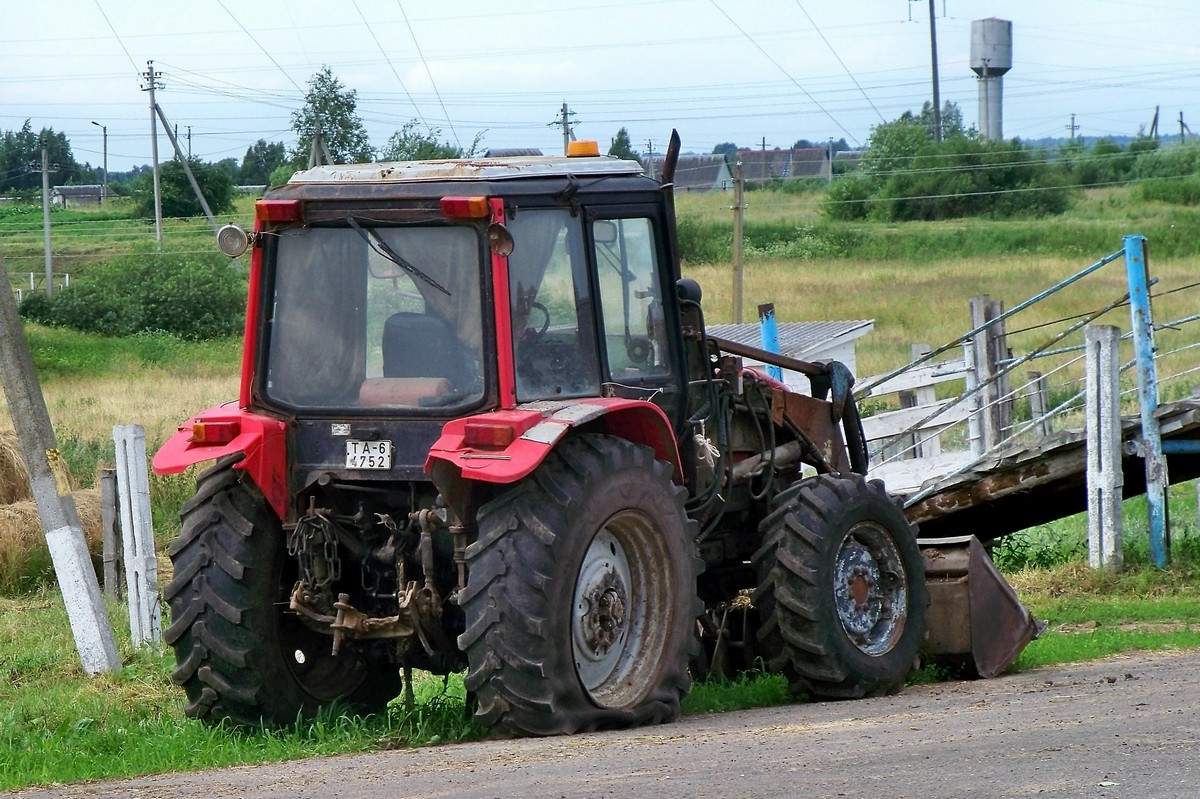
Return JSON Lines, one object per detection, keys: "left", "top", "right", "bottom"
{"left": 13, "top": 650, "right": 1199, "bottom": 799}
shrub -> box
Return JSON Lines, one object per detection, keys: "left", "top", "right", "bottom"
{"left": 31, "top": 246, "right": 246, "bottom": 340}
{"left": 1141, "top": 175, "right": 1200, "bottom": 206}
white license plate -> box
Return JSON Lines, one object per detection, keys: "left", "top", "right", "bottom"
{"left": 345, "top": 439, "right": 392, "bottom": 470}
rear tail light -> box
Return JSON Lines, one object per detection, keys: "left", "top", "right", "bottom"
{"left": 440, "top": 196, "right": 490, "bottom": 219}
{"left": 255, "top": 200, "right": 302, "bottom": 223}
{"left": 192, "top": 421, "right": 240, "bottom": 445}
{"left": 463, "top": 421, "right": 516, "bottom": 448}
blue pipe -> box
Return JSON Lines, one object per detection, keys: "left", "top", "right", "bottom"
{"left": 1125, "top": 234, "right": 1171, "bottom": 568}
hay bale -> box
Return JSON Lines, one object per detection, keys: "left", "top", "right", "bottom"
{"left": 0, "top": 431, "right": 31, "bottom": 505}
{"left": 0, "top": 489, "right": 103, "bottom": 596}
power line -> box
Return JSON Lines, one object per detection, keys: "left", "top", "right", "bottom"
{"left": 353, "top": 1, "right": 428, "bottom": 131}
{"left": 395, "top": 0, "right": 460, "bottom": 148}
{"left": 91, "top": 0, "right": 140, "bottom": 76}
{"left": 709, "top": 1, "right": 859, "bottom": 145}
{"left": 793, "top": 1, "right": 885, "bottom": 124}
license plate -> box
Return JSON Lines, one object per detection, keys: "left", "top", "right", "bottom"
{"left": 345, "top": 439, "right": 392, "bottom": 470}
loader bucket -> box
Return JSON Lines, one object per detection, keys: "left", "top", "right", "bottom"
{"left": 918, "top": 535, "right": 1041, "bottom": 678}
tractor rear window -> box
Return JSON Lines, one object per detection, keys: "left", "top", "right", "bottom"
{"left": 263, "top": 224, "right": 485, "bottom": 412}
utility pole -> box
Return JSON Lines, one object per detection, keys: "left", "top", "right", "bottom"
{"left": 645, "top": 139, "right": 654, "bottom": 179}
{"left": 40, "top": 137, "right": 53, "bottom": 299}
{"left": 554, "top": 102, "right": 577, "bottom": 155}
{"left": 186, "top": 125, "right": 192, "bottom": 159}
{"left": 142, "top": 60, "right": 164, "bottom": 244}
{"left": 90, "top": 121, "right": 107, "bottom": 206}
{"left": 928, "top": 0, "right": 942, "bottom": 142}
{"left": 154, "top": 104, "right": 219, "bottom": 233}
{"left": 1066, "top": 113, "right": 1079, "bottom": 141}
{"left": 732, "top": 161, "right": 745, "bottom": 324}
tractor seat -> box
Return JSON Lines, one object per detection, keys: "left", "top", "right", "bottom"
{"left": 381, "top": 311, "right": 475, "bottom": 389}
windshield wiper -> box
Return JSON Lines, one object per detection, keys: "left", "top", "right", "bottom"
{"left": 346, "top": 216, "right": 451, "bottom": 296}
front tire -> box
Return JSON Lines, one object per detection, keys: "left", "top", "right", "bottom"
{"left": 753, "top": 473, "right": 928, "bottom": 699}
{"left": 459, "top": 435, "right": 700, "bottom": 736}
{"left": 163, "top": 455, "right": 399, "bottom": 727}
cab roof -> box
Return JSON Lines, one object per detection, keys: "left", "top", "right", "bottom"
{"left": 287, "top": 154, "right": 644, "bottom": 185}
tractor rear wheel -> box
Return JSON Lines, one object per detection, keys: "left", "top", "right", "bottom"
{"left": 753, "top": 473, "right": 927, "bottom": 699}
{"left": 164, "top": 455, "right": 399, "bottom": 727}
{"left": 460, "top": 434, "right": 700, "bottom": 736}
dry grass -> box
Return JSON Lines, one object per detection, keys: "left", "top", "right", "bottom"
{"left": 0, "top": 490, "right": 102, "bottom": 595}
{"left": 0, "top": 369, "right": 238, "bottom": 451}
{"left": 0, "top": 431, "right": 31, "bottom": 505}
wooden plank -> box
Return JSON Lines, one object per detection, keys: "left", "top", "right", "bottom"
{"left": 861, "top": 400, "right": 973, "bottom": 442}
{"left": 858, "top": 359, "right": 969, "bottom": 398}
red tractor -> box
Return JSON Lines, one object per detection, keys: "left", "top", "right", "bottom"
{"left": 155, "top": 136, "right": 1023, "bottom": 736}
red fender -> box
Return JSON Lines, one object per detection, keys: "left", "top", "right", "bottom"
{"left": 153, "top": 404, "right": 289, "bottom": 520}
{"left": 425, "top": 398, "right": 682, "bottom": 489}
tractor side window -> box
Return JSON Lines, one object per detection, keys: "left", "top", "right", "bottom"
{"left": 592, "top": 217, "right": 670, "bottom": 382}
{"left": 507, "top": 209, "right": 601, "bottom": 401}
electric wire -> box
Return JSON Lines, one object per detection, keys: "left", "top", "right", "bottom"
{"left": 395, "top": 0, "right": 459, "bottom": 149}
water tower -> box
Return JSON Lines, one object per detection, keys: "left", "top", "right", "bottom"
{"left": 970, "top": 18, "right": 1012, "bottom": 140}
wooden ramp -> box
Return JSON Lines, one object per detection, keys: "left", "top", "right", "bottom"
{"left": 890, "top": 399, "right": 1200, "bottom": 543}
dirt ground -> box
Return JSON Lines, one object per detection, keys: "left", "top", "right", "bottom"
{"left": 11, "top": 649, "right": 1199, "bottom": 799}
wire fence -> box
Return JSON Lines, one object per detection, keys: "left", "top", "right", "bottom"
{"left": 857, "top": 239, "right": 1200, "bottom": 500}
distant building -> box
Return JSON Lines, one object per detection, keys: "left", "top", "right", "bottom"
{"left": 643, "top": 154, "right": 733, "bottom": 192}
{"left": 51, "top": 185, "right": 113, "bottom": 208}
{"left": 736, "top": 147, "right": 832, "bottom": 185}
{"left": 834, "top": 150, "right": 864, "bottom": 170}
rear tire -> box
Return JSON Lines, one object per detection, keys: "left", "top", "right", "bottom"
{"left": 753, "top": 473, "right": 927, "bottom": 699}
{"left": 459, "top": 435, "right": 700, "bottom": 736}
{"left": 164, "top": 455, "right": 399, "bottom": 727}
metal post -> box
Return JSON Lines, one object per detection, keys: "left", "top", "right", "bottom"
{"left": 1124, "top": 234, "right": 1170, "bottom": 567}
{"left": 1085, "top": 325, "right": 1123, "bottom": 570}
{"left": 757, "top": 303, "right": 782, "bottom": 382}
{"left": 0, "top": 258, "right": 120, "bottom": 674}
{"left": 732, "top": 162, "right": 745, "bottom": 324}
{"left": 99, "top": 468, "right": 121, "bottom": 598}
{"left": 1027, "top": 371, "right": 1052, "bottom": 437}
{"left": 41, "top": 138, "right": 52, "bottom": 299}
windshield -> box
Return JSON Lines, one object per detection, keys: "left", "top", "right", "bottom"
{"left": 263, "top": 223, "right": 486, "bottom": 412}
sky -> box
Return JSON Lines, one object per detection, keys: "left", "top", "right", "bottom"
{"left": 2, "top": 0, "right": 1199, "bottom": 173}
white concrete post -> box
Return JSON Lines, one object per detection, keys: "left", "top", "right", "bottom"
{"left": 0, "top": 259, "right": 120, "bottom": 675}
{"left": 1085, "top": 325, "right": 1123, "bottom": 569}
{"left": 113, "top": 424, "right": 162, "bottom": 647}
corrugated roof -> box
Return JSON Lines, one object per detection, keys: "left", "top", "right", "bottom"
{"left": 706, "top": 320, "right": 873, "bottom": 359}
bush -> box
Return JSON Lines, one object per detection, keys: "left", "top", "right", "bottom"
{"left": 1141, "top": 175, "right": 1200, "bottom": 205}
{"left": 29, "top": 246, "right": 246, "bottom": 340}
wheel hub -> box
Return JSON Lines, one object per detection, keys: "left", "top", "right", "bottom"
{"left": 833, "top": 525, "right": 907, "bottom": 656}
{"left": 573, "top": 529, "right": 635, "bottom": 693}
{"left": 580, "top": 571, "right": 628, "bottom": 655}
{"left": 836, "top": 542, "right": 883, "bottom": 638}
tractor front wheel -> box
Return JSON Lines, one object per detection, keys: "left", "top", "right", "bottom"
{"left": 753, "top": 473, "right": 928, "bottom": 699}
{"left": 459, "top": 435, "right": 700, "bottom": 736}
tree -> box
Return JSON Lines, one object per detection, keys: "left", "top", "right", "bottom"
{"left": 0, "top": 121, "right": 91, "bottom": 195}
{"left": 712, "top": 142, "right": 738, "bottom": 157}
{"left": 290, "top": 66, "right": 373, "bottom": 165}
{"left": 607, "top": 127, "right": 640, "bottom": 163}
{"left": 240, "top": 140, "right": 287, "bottom": 185}
{"left": 918, "top": 100, "right": 967, "bottom": 140}
{"left": 132, "top": 158, "right": 236, "bottom": 219}
{"left": 379, "top": 121, "right": 466, "bottom": 161}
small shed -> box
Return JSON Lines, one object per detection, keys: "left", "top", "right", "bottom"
{"left": 705, "top": 319, "right": 874, "bottom": 393}
{"left": 51, "top": 185, "right": 112, "bottom": 208}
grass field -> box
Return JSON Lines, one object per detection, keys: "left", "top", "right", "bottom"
{"left": 0, "top": 184, "right": 1198, "bottom": 791}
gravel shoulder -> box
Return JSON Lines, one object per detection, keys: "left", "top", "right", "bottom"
{"left": 12, "top": 649, "right": 1200, "bottom": 799}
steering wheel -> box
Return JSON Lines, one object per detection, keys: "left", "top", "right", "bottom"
{"left": 526, "top": 301, "right": 551, "bottom": 340}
